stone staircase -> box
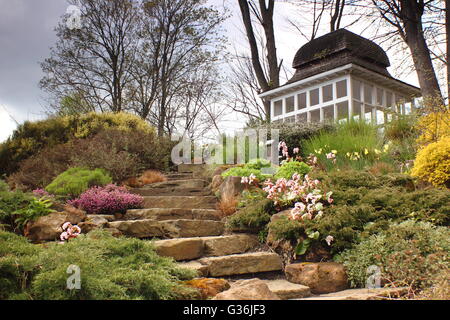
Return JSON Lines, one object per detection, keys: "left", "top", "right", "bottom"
{"left": 109, "top": 164, "right": 311, "bottom": 299}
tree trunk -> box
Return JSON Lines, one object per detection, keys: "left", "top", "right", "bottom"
{"left": 402, "top": 0, "right": 443, "bottom": 103}
{"left": 446, "top": 0, "right": 450, "bottom": 101}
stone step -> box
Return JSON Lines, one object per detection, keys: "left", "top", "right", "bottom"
{"left": 166, "top": 173, "right": 193, "bottom": 180}
{"left": 154, "top": 234, "right": 259, "bottom": 261}
{"left": 178, "top": 163, "right": 207, "bottom": 173}
{"left": 125, "top": 208, "right": 221, "bottom": 221}
{"left": 263, "top": 279, "right": 311, "bottom": 300}
{"left": 294, "top": 287, "right": 408, "bottom": 300}
{"left": 142, "top": 196, "right": 217, "bottom": 209}
{"left": 108, "top": 219, "right": 224, "bottom": 239}
{"left": 132, "top": 187, "right": 212, "bottom": 196}
{"left": 138, "top": 179, "right": 208, "bottom": 190}
{"left": 180, "top": 252, "right": 283, "bottom": 277}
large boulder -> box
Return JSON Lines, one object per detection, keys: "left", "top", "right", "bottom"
{"left": 211, "top": 175, "right": 224, "bottom": 191}
{"left": 285, "top": 262, "right": 349, "bottom": 294}
{"left": 25, "top": 210, "right": 85, "bottom": 242}
{"left": 219, "top": 176, "right": 244, "bottom": 199}
{"left": 213, "top": 279, "right": 280, "bottom": 300}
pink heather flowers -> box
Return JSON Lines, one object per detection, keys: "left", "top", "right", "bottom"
{"left": 60, "top": 222, "right": 81, "bottom": 241}
{"left": 68, "top": 184, "right": 143, "bottom": 214}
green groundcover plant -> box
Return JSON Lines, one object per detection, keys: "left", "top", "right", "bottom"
{"left": 45, "top": 167, "right": 112, "bottom": 198}
{"left": 335, "top": 220, "right": 450, "bottom": 291}
{"left": 0, "top": 230, "right": 197, "bottom": 300}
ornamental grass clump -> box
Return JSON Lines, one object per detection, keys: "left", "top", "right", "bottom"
{"left": 68, "top": 184, "right": 143, "bottom": 214}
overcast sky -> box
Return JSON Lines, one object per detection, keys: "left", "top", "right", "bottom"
{"left": 0, "top": 0, "right": 420, "bottom": 142}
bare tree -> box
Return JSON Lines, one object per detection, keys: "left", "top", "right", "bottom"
{"left": 40, "top": 0, "right": 140, "bottom": 113}
{"left": 371, "top": 0, "right": 444, "bottom": 103}
{"left": 127, "top": 0, "right": 227, "bottom": 136}
{"left": 237, "top": 0, "right": 282, "bottom": 121}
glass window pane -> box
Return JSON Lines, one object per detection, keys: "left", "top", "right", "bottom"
{"left": 336, "top": 79, "right": 347, "bottom": 98}
{"left": 322, "top": 84, "right": 333, "bottom": 102}
{"left": 310, "top": 88, "right": 319, "bottom": 106}
{"left": 364, "top": 106, "right": 373, "bottom": 122}
{"left": 352, "top": 80, "right": 361, "bottom": 100}
{"left": 298, "top": 92, "right": 307, "bottom": 109}
{"left": 364, "top": 84, "right": 373, "bottom": 104}
{"left": 352, "top": 101, "right": 362, "bottom": 120}
{"left": 337, "top": 101, "right": 348, "bottom": 121}
{"left": 376, "top": 88, "right": 383, "bottom": 105}
{"left": 296, "top": 112, "right": 307, "bottom": 123}
{"left": 310, "top": 109, "right": 320, "bottom": 122}
{"left": 274, "top": 100, "right": 282, "bottom": 116}
{"left": 286, "top": 96, "right": 295, "bottom": 113}
{"left": 323, "top": 105, "right": 334, "bottom": 121}
{"left": 386, "top": 92, "right": 393, "bottom": 107}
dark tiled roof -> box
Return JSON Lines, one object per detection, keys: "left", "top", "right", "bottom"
{"left": 292, "top": 29, "right": 390, "bottom": 69}
{"left": 287, "top": 29, "right": 392, "bottom": 84}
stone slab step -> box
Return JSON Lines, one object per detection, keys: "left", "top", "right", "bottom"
{"left": 142, "top": 196, "right": 217, "bottom": 209}
{"left": 125, "top": 208, "right": 221, "bottom": 221}
{"left": 178, "top": 164, "right": 207, "bottom": 173}
{"left": 131, "top": 187, "right": 212, "bottom": 196}
{"left": 191, "top": 252, "right": 283, "bottom": 277}
{"left": 295, "top": 287, "right": 408, "bottom": 300}
{"left": 108, "top": 219, "right": 224, "bottom": 239}
{"left": 154, "top": 234, "right": 259, "bottom": 261}
{"left": 263, "top": 280, "right": 311, "bottom": 300}
{"left": 167, "top": 173, "right": 193, "bottom": 180}
{"left": 141, "top": 179, "right": 208, "bottom": 190}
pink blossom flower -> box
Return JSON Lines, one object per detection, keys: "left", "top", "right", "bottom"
{"left": 325, "top": 235, "right": 334, "bottom": 246}
{"left": 293, "top": 148, "right": 300, "bottom": 154}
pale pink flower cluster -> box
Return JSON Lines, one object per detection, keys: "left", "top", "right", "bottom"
{"left": 278, "top": 141, "right": 289, "bottom": 158}
{"left": 325, "top": 235, "right": 334, "bottom": 246}
{"left": 326, "top": 152, "right": 337, "bottom": 164}
{"left": 263, "top": 174, "right": 333, "bottom": 220}
{"left": 241, "top": 173, "right": 257, "bottom": 186}
{"left": 60, "top": 222, "right": 81, "bottom": 241}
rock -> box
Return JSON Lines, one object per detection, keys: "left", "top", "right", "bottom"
{"left": 296, "top": 287, "right": 408, "bottom": 300}
{"left": 108, "top": 219, "right": 224, "bottom": 238}
{"left": 264, "top": 279, "right": 311, "bottom": 300}
{"left": 25, "top": 212, "right": 78, "bottom": 242}
{"left": 154, "top": 238, "right": 204, "bottom": 261}
{"left": 203, "top": 234, "right": 259, "bottom": 257}
{"left": 211, "top": 175, "right": 224, "bottom": 190}
{"left": 142, "top": 196, "right": 217, "bottom": 209}
{"left": 199, "top": 252, "right": 283, "bottom": 277}
{"left": 78, "top": 221, "right": 99, "bottom": 233}
{"left": 85, "top": 215, "right": 109, "bottom": 227}
{"left": 285, "top": 262, "right": 349, "bottom": 294}
{"left": 87, "top": 214, "right": 115, "bottom": 222}
{"left": 125, "top": 208, "right": 221, "bottom": 221}
{"left": 219, "top": 176, "right": 244, "bottom": 199}
{"left": 184, "top": 278, "right": 230, "bottom": 299}
{"left": 102, "top": 228, "right": 123, "bottom": 237}
{"left": 213, "top": 279, "right": 280, "bottom": 300}
{"left": 63, "top": 205, "right": 87, "bottom": 224}
{"left": 266, "top": 210, "right": 291, "bottom": 244}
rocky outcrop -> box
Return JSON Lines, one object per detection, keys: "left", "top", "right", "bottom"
{"left": 285, "top": 262, "right": 349, "bottom": 294}
{"left": 218, "top": 176, "right": 244, "bottom": 200}
{"left": 213, "top": 279, "right": 280, "bottom": 300}
{"left": 264, "top": 279, "right": 311, "bottom": 300}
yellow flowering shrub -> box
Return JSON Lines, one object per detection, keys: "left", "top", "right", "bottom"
{"left": 416, "top": 109, "right": 450, "bottom": 146}
{"left": 411, "top": 137, "right": 450, "bottom": 187}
